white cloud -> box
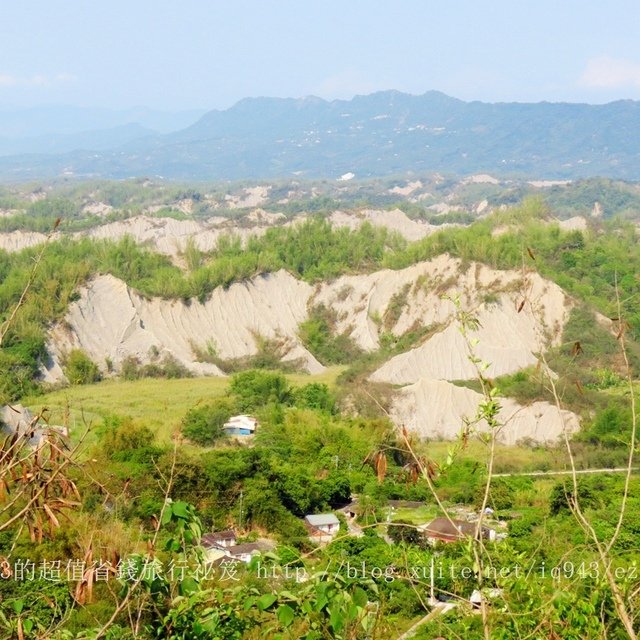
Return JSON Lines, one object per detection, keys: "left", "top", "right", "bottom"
{"left": 580, "top": 56, "right": 640, "bottom": 89}
{"left": 0, "top": 72, "right": 77, "bottom": 89}
{"left": 0, "top": 74, "right": 18, "bottom": 87}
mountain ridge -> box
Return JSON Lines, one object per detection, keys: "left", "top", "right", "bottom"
{"left": 1, "top": 90, "right": 640, "bottom": 181}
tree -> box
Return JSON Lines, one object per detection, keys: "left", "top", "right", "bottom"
{"left": 229, "top": 370, "right": 291, "bottom": 411}
{"left": 387, "top": 519, "right": 422, "bottom": 546}
{"left": 294, "top": 382, "right": 336, "bottom": 413}
{"left": 64, "top": 349, "right": 101, "bottom": 385}
{"left": 181, "top": 398, "right": 236, "bottom": 446}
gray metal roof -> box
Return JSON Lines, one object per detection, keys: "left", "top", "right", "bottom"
{"left": 305, "top": 513, "right": 339, "bottom": 526}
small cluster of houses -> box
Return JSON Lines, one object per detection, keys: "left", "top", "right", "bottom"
{"left": 201, "top": 529, "right": 274, "bottom": 564}
{"left": 201, "top": 508, "right": 502, "bottom": 566}
{"left": 202, "top": 513, "right": 342, "bottom": 563}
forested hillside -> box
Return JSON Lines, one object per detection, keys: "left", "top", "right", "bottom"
{"left": 2, "top": 91, "right": 640, "bottom": 180}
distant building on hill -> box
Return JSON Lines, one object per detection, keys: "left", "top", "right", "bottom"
{"left": 201, "top": 529, "right": 273, "bottom": 564}
{"left": 223, "top": 415, "right": 258, "bottom": 437}
{"left": 304, "top": 513, "right": 340, "bottom": 543}
{"left": 201, "top": 530, "right": 237, "bottom": 549}
{"left": 420, "top": 517, "right": 496, "bottom": 545}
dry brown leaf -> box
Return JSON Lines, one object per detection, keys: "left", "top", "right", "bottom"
{"left": 43, "top": 503, "right": 60, "bottom": 528}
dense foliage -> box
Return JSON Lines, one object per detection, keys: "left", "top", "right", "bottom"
{"left": 2, "top": 193, "right": 640, "bottom": 637}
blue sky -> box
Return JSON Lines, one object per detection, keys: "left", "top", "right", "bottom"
{"left": 1, "top": 0, "right": 640, "bottom": 110}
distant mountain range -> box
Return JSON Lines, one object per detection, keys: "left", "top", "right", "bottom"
{"left": 0, "top": 91, "right": 639, "bottom": 181}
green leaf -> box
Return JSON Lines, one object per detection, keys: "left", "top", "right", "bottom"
{"left": 329, "top": 606, "right": 344, "bottom": 633}
{"left": 314, "top": 595, "right": 328, "bottom": 612}
{"left": 257, "top": 593, "right": 278, "bottom": 611}
{"left": 22, "top": 619, "right": 34, "bottom": 634}
{"left": 352, "top": 586, "right": 368, "bottom": 608}
{"left": 179, "top": 576, "right": 199, "bottom": 596}
{"left": 171, "top": 501, "right": 190, "bottom": 519}
{"left": 160, "top": 505, "right": 173, "bottom": 526}
{"left": 12, "top": 599, "right": 24, "bottom": 615}
{"left": 277, "top": 604, "right": 295, "bottom": 627}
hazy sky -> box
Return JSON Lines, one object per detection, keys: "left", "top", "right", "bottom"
{"left": 1, "top": 0, "right": 640, "bottom": 110}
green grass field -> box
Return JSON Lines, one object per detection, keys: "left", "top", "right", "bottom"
{"left": 23, "top": 366, "right": 346, "bottom": 443}
{"left": 21, "top": 364, "right": 623, "bottom": 475}
{"left": 389, "top": 504, "right": 438, "bottom": 524}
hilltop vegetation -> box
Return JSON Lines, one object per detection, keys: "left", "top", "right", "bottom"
{"left": 2, "top": 197, "right": 640, "bottom": 405}
{"left": 3, "top": 175, "right": 640, "bottom": 231}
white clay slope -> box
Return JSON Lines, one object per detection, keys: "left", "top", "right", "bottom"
{"left": 0, "top": 209, "right": 456, "bottom": 257}
{"left": 314, "top": 254, "right": 570, "bottom": 372}
{"left": 0, "top": 215, "right": 269, "bottom": 259}
{"left": 44, "top": 271, "right": 322, "bottom": 381}
{"left": 389, "top": 378, "right": 579, "bottom": 445}
{"left": 43, "top": 255, "right": 580, "bottom": 443}
{"left": 329, "top": 208, "right": 452, "bottom": 242}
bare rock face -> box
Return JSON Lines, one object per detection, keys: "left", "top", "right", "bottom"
{"left": 44, "top": 270, "right": 322, "bottom": 381}
{"left": 390, "top": 378, "right": 578, "bottom": 446}
{"left": 43, "top": 255, "right": 580, "bottom": 444}
{"left": 315, "top": 254, "right": 569, "bottom": 364}
{"left": 329, "top": 208, "right": 448, "bottom": 242}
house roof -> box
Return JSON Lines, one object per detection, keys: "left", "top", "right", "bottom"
{"left": 201, "top": 530, "right": 236, "bottom": 549}
{"left": 305, "top": 513, "right": 340, "bottom": 527}
{"left": 227, "top": 543, "right": 263, "bottom": 556}
{"left": 422, "top": 517, "right": 479, "bottom": 541}
{"left": 225, "top": 415, "right": 257, "bottom": 424}
{"left": 212, "top": 529, "right": 236, "bottom": 540}
{"left": 223, "top": 415, "right": 258, "bottom": 431}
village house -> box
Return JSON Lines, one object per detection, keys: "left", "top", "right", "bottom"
{"left": 225, "top": 543, "right": 264, "bottom": 563}
{"left": 201, "top": 529, "right": 237, "bottom": 549}
{"left": 304, "top": 513, "right": 340, "bottom": 543}
{"left": 222, "top": 415, "right": 258, "bottom": 437}
{"left": 201, "top": 530, "right": 273, "bottom": 564}
{"left": 419, "top": 517, "right": 496, "bottom": 545}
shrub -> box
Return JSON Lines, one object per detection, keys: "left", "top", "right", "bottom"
{"left": 293, "top": 383, "right": 336, "bottom": 413}
{"left": 579, "top": 403, "right": 632, "bottom": 447}
{"left": 388, "top": 519, "right": 422, "bottom": 546}
{"left": 549, "top": 479, "right": 597, "bottom": 516}
{"left": 102, "top": 418, "right": 163, "bottom": 463}
{"left": 478, "top": 479, "right": 516, "bottom": 510}
{"left": 298, "top": 305, "right": 363, "bottom": 365}
{"left": 64, "top": 349, "right": 101, "bottom": 385}
{"left": 119, "top": 354, "right": 192, "bottom": 380}
{"left": 229, "top": 370, "right": 292, "bottom": 411}
{"left": 181, "top": 398, "right": 236, "bottom": 446}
